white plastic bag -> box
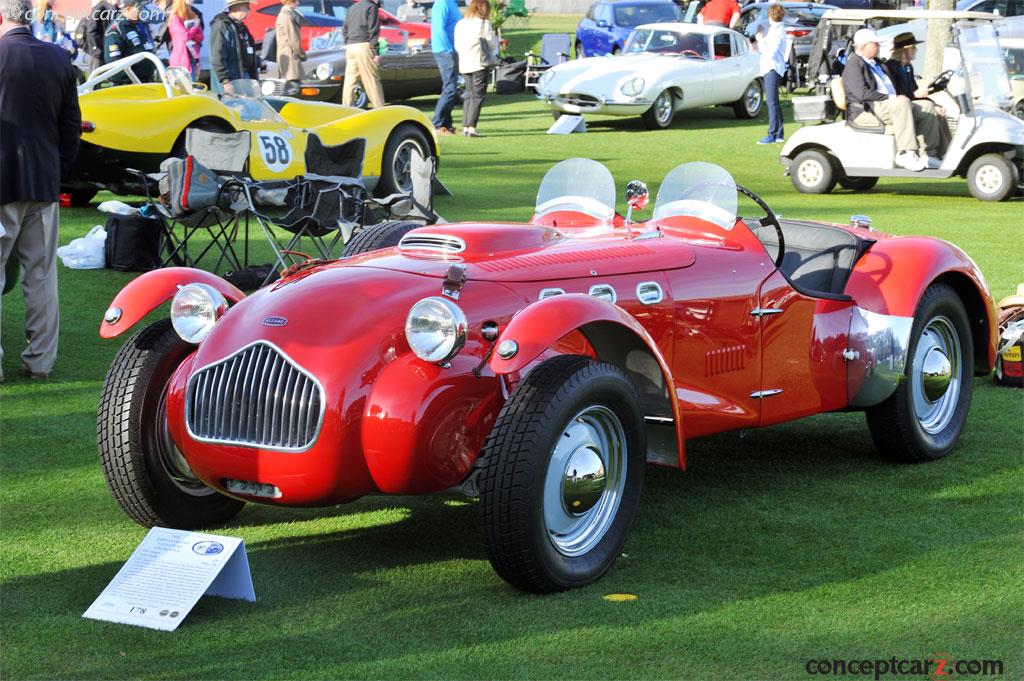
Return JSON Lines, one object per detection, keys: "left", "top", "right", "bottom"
{"left": 57, "top": 225, "right": 106, "bottom": 269}
{"left": 97, "top": 200, "right": 140, "bottom": 216}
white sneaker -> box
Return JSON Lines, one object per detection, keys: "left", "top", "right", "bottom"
{"left": 895, "top": 151, "right": 926, "bottom": 171}
{"left": 926, "top": 156, "right": 942, "bottom": 169}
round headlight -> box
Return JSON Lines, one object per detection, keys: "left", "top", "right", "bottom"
{"left": 538, "top": 69, "right": 556, "bottom": 91}
{"left": 315, "top": 62, "right": 334, "bottom": 81}
{"left": 260, "top": 79, "right": 276, "bottom": 96}
{"left": 170, "top": 284, "right": 228, "bottom": 344}
{"left": 405, "top": 296, "right": 468, "bottom": 364}
{"left": 620, "top": 76, "right": 645, "bottom": 96}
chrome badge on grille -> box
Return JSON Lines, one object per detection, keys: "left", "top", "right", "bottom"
{"left": 263, "top": 316, "right": 288, "bottom": 327}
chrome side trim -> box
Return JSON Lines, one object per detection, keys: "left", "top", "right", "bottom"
{"left": 636, "top": 282, "right": 664, "bottom": 305}
{"left": 643, "top": 415, "right": 674, "bottom": 424}
{"left": 751, "top": 308, "right": 785, "bottom": 317}
{"left": 847, "top": 307, "right": 914, "bottom": 408}
{"left": 589, "top": 284, "right": 617, "bottom": 303}
{"left": 750, "top": 389, "right": 784, "bottom": 399}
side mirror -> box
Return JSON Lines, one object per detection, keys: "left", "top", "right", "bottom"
{"left": 624, "top": 180, "right": 648, "bottom": 223}
{"left": 596, "top": 19, "right": 610, "bottom": 28}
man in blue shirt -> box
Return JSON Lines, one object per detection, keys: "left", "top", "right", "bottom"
{"left": 431, "top": 0, "right": 460, "bottom": 134}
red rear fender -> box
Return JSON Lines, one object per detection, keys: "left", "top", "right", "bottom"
{"left": 99, "top": 267, "right": 246, "bottom": 339}
{"left": 489, "top": 294, "right": 686, "bottom": 468}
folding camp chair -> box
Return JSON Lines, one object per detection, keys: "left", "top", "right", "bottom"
{"left": 525, "top": 34, "right": 571, "bottom": 91}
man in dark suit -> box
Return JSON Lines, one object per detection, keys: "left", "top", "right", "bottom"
{"left": 0, "top": 0, "right": 81, "bottom": 381}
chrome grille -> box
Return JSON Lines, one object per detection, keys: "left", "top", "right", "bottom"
{"left": 185, "top": 341, "right": 324, "bottom": 451}
{"left": 399, "top": 233, "right": 467, "bottom": 254}
{"left": 557, "top": 94, "right": 601, "bottom": 108}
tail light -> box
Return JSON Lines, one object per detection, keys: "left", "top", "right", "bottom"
{"left": 81, "top": 121, "right": 95, "bottom": 133}
{"left": 787, "top": 29, "right": 810, "bottom": 38}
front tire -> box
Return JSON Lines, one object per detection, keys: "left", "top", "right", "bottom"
{"left": 379, "top": 123, "right": 434, "bottom": 196}
{"left": 641, "top": 90, "right": 675, "bottom": 129}
{"left": 478, "top": 355, "right": 646, "bottom": 593}
{"left": 866, "top": 283, "right": 974, "bottom": 463}
{"left": 575, "top": 40, "right": 585, "bottom": 59}
{"left": 732, "top": 78, "right": 764, "bottom": 119}
{"left": 967, "top": 153, "right": 1016, "bottom": 202}
{"left": 97, "top": 319, "right": 244, "bottom": 528}
{"left": 790, "top": 149, "right": 837, "bottom": 194}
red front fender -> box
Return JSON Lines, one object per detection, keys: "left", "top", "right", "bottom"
{"left": 489, "top": 294, "right": 686, "bottom": 468}
{"left": 99, "top": 267, "right": 246, "bottom": 339}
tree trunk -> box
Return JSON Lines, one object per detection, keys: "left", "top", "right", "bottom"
{"left": 923, "top": 0, "right": 956, "bottom": 80}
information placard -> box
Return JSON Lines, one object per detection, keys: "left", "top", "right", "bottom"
{"left": 83, "top": 527, "right": 255, "bottom": 631}
{"left": 547, "top": 114, "right": 586, "bottom": 135}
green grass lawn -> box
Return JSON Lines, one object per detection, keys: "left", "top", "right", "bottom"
{"left": 2, "top": 15, "right": 1022, "bottom": 681}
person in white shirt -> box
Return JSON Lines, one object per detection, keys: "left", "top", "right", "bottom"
{"left": 453, "top": 0, "right": 497, "bottom": 137}
{"left": 755, "top": 3, "right": 789, "bottom": 144}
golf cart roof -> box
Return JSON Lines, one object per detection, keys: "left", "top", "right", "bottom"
{"left": 820, "top": 9, "right": 1001, "bottom": 22}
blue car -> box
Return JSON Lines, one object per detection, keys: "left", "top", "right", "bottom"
{"left": 575, "top": 0, "right": 682, "bottom": 57}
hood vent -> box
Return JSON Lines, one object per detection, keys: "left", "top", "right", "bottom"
{"left": 399, "top": 233, "right": 467, "bottom": 254}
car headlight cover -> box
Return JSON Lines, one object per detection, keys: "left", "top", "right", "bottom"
{"left": 260, "top": 79, "right": 276, "bottom": 96}
{"left": 405, "top": 296, "right": 468, "bottom": 363}
{"left": 170, "top": 284, "right": 228, "bottom": 344}
{"left": 620, "top": 76, "right": 645, "bottom": 96}
{"left": 538, "top": 69, "right": 556, "bottom": 91}
{"left": 316, "top": 62, "right": 334, "bottom": 81}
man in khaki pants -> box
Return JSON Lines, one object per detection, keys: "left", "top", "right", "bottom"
{"left": 0, "top": 0, "right": 81, "bottom": 382}
{"left": 341, "top": 0, "right": 385, "bottom": 108}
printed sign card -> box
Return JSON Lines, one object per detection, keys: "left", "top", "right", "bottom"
{"left": 83, "top": 527, "right": 255, "bottom": 631}
{"left": 547, "top": 114, "right": 586, "bottom": 135}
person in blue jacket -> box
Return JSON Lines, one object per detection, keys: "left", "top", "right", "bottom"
{"left": 431, "top": 0, "right": 460, "bottom": 134}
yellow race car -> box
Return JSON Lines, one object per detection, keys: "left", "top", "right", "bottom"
{"left": 65, "top": 55, "right": 439, "bottom": 206}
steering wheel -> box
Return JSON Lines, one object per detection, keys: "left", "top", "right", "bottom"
{"left": 736, "top": 183, "right": 785, "bottom": 268}
{"left": 928, "top": 69, "right": 955, "bottom": 94}
{"left": 680, "top": 49, "right": 705, "bottom": 59}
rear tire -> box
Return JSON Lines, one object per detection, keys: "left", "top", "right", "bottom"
{"left": 732, "top": 78, "right": 764, "bottom": 119}
{"left": 790, "top": 149, "right": 837, "bottom": 194}
{"left": 478, "top": 355, "right": 645, "bottom": 593}
{"left": 967, "top": 153, "right": 1016, "bottom": 202}
{"left": 866, "top": 283, "right": 974, "bottom": 463}
{"left": 342, "top": 219, "right": 422, "bottom": 257}
{"left": 379, "top": 123, "right": 434, "bottom": 196}
{"left": 97, "top": 319, "right": 244, "bottom": 528}
{"left": 641, "top": 90, "right": 675, "bottom": 129}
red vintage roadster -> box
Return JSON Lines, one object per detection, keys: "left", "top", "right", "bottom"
{"left": 97, "top": 160, "right": 997, "bottom": 593}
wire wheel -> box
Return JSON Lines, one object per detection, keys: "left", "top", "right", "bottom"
{"left": 542, "top": 405, "right": 627, "bottom": 557}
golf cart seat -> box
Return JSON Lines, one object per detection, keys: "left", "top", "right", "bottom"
{"left": 831, "top": 76, "right": 889, "bottom": 135}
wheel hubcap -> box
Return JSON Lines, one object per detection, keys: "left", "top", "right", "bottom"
{"left": 392, "top": 140, "right": 421, "bottom": 193}
{"left": 798, "top": 159, "right": 824, "bottom": 186}
{"left": 354, "top": 84, "right": 367, "bottom": 109}
{"left": 656, "top": 93, "right": 672, "bottom": 123}
{"left": 543, "top": 405, "right": 626, "bottom": 557}
{"left": 561, "top": 446, "right": 606, "bottom": 515}
{"left": 911, "top": 316, "right": 962, "bottom": 434}
{"left": 975, "top": 164, "right": 1004, "bottom": 194}
{"left": 745, "top": 83, "right": 762, "bottom": 113}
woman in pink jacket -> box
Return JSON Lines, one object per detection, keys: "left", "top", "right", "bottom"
{"left": 168, "top": 0, "right": 204, "bottom": 80}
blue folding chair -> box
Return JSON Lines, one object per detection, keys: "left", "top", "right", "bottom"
{"left": 525, "top": 34, "right": 571, "bottom": 91}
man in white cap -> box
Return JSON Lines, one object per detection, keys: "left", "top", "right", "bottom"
{"left": 842, "top": 27, "right": 941, "bottom": 171}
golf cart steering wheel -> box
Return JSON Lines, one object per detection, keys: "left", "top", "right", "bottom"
{"left": 737, "top": 183, "right": 785, "bottom": 268}
{"left": 928, "top": 69, "right": 955, "bottom": 94}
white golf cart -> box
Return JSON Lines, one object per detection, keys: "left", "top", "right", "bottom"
{"left": 781, "top": 10, "right": 1024, "bottom": 201}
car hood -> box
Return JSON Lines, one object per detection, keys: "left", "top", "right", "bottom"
{"left": 344, "top": 222, "right": 697, "bottom": 282}
{"left": 541, "top": 54, "right": 697, "bottom": 94}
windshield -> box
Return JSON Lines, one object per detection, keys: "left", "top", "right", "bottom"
{"left": 958, "top": 22, "right": 1013, "bottom": 108}
{"left": 221, "top": 80, "right": 286, "bottom": 123}
{"left": 652, "top": 162, "right": 737, "bottom": 229}
{"left": 1005, "top": 45, "right": 1024, "bottom": 77}
{"left": 614, "top": 3, "right": 681, "bottom": 27}
{"left": 625, "top": 29, "right": 709, "bottom": 57}
{"left": 535, "top": 158, "right": 616, "bottom": 221}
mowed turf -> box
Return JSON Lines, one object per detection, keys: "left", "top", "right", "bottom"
{"left": 1, "top": 16, "right": 1022, "bottom": 680}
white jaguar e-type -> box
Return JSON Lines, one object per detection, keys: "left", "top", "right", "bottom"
{"left": 536, "top": 23, "right": 764, "bottom": 129}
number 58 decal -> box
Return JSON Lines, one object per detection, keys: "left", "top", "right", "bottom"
{"left": 257, "top": 132, "right": 292, "bottom": 172}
